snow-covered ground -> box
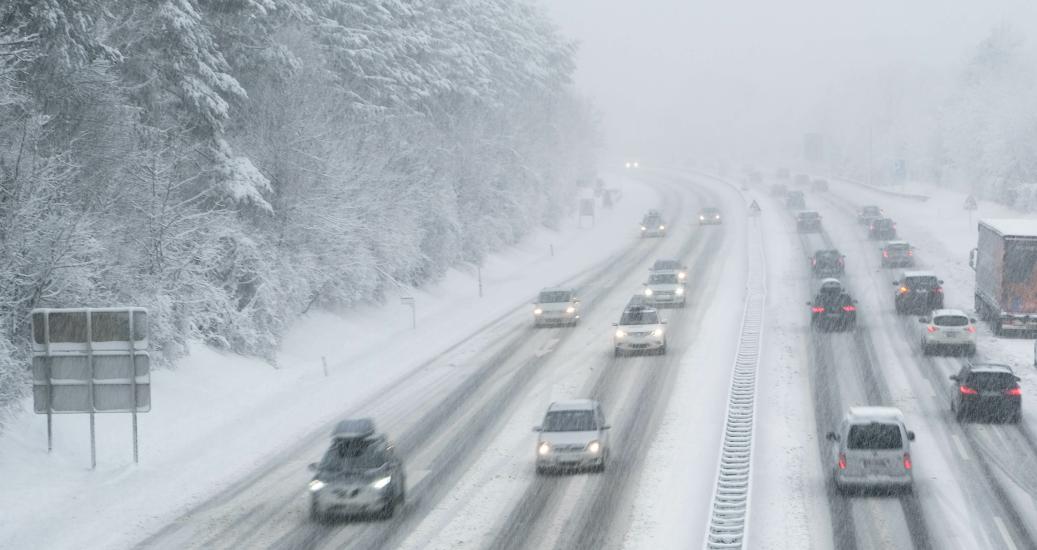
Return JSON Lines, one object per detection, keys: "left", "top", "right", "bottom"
{"left": 0, "top": 174, "right": 658, "bottom": 550}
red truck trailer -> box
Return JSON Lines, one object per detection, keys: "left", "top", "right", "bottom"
{"left": 971, "top": 219, "right": 1037, "bottom": 335}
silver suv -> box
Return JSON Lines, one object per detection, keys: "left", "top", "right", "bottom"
{"left": 532, "top": 287, "right": 580, "bottom": 327}
{"left": 826, "top": 407, "right": 915, "bottom": 493}
{"left": 534, "top": 400, "right": 610, "bottom": 474}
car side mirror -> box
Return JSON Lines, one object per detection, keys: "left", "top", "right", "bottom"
{"left": 662, "top": 320, "right": 668, "bottom": 324}
{"left": 825, "top": 432, "right": 840, "bottom": 442}
{"left": 852, "top": 300, "right": 858, "bottom": 304}
{"left": 938, "top": 280, "right": 944, "bottom": 284}
{"left": 892, "top": 281, "right": 899, "bottom": 286}
{"left": 308, "top": 463, "right": 318, "bottom": 471}
{"left": 602, "top": 425, "right": 611, "bottom": 430}
{"left": 574, "top": 300, "right": 581, "bottom": 305}
{"left": 806, "top": 301, "right": 812, "bottom": 306}
{"left": 918, "top": 318, "right": 927, "bottom": 323}
{"left": 949, "top": 375, "right": 959, "bottom": 381}
{"left": 970, "top": 318, "right": 977, "bottom": 324}
{"left": 907, "top": 431, "right": 916, "bottom": 441}
{"left": 532, "top": 426, "right": 542, "bottom": 432}
{"left": 612, "top": 322, "right": 618, "bottom": 327}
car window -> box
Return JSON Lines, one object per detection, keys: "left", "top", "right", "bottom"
{"left": 799, "top": 212, "right": 820, "bottom": 220}
{"left": 543, "top": 410, "right": 596, "bottom": 432}
{"left": 965, "top": 372, "right": 1017, "bottom": 390}
{"left": 319, "top": 438, "right": 388, "bottom": 471}
{"left": 874, "top": 219, "right": 893, "bottom": 228}
{"left": 862, "top": 206, "right": 881, "bottom": 216}
{"left": 847, "top": 423, "right": 903, "bottom": 450}
{"left": 648, "top": 274, "right": 678, "bottom": 284}
{"left": 538, "top": 291, "right": 571, "bottom": 303}
{"left": 933, "top": 315, "right": 968, "bottom": 327}
{"left": 653, "top": 260, "right": 680, "bottom": 270}
{"left": 620, "top": 309, "right": 659, "bottom": 325}
{"left": 887, "top": 244, "right": 909, "bottom": 251}
{"left": 906, "top": 276, "right": 938, "bottom": 288}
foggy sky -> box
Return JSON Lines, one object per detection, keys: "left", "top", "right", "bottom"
{"left": 543, "top": 0, "right": 1037, "bottom": 166}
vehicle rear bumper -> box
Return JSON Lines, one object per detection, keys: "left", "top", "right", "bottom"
{"left": 835, "top": 473, "right": 912, "bottom": 489}
{"left": 313, "top": 489, "right": 393, "bottom": 515}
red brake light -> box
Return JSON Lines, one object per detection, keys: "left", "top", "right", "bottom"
{"left": 811, "top": 258, "right": 816, "bottom": 266}
{"left": 1005, "top": 387, "right": 1022, "bottom": 396}
{"left": 811, "top": 306, "right": 825, "bottom": 313}
{"left": 883, "top": 250, "right": 889, "bottom": 258}
{"left": 842, "top": 305, "right": 856, "bottom": 312}
{"left": 838, "top": 453, "right": 847, "bottom": 470}
{"left": 927, "top": 325, "right": 937, "bottom": 333}
{"left": 966, "top": 325, "right": 976, "bottom": 333}
{"left": 959, "top": 385, "right": 978, "bottom": 395}
{"left": 837, "top": 258, "right": 845, "bottom": 266}
{"left": 934, "top": 287, "right": 943, "bottom": 293}
{"left": 907, "top": 250, "right": 913, "bottom": 256}
{"left": 903, "top": 453, "right": 912, "bottom": 470}
{"left": 870, "top": 224, "right": 875, "bottom": 230}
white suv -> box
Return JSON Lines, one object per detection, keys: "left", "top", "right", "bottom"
{"left": 826, "top": 407, "right": 915, "bottom": 493}
{"left": 643, "top": 272, "right": 686, "bottom": 307}
{"left": 532, "top": 288, "right": 580, "bottom": 327}
{"left": 613, "top": 306, "right": 667, "bottom": 356}
{"left": 534, "top": 400, "right": 610, "bottom": 474}
{"left": 918, "top": 309, "right": 976, "bottom": 356}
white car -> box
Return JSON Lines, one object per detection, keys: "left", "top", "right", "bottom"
{"left": 534, "top": 400, "right": 610, "bottom": 474}
{"left": 532, "top": 287, "right": 580, "bottom": 327}
{"left": 650, "top": 258, "right": 688, "bottom": 282}
{"left": 613, "top": 306, "right": 667, "bottom": 356}
{"left": 918, "top": 309, "right": 976, "bottom": 356}
{"left": 643, "top": 272, "right": 686, "bottom": 307}
{"left": 826, "top": 407, "right": 915, "bottom": 493}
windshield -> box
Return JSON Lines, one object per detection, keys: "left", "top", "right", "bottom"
{"left": 847, "top": 423, "right": 903, "bottom": 450}
{"left": 862, "top": 206, "right": 881, "bottom": 216}
{"left": 542, "top": 410, "right": 596, "bottom": 432}
{"left": 653, "top": 260, "right": 681, "bottom": 270}
{"left": 648, "top": 274, "right": 679, "bottom": 284}
{"left": 933, "top": 315, "right": 968, "bottom": 327}
{"left": 965, "top": 372, "right": 1017, "bottom": 390}
{"left": 799, "top": 212, "right": 820, "bottom": 220}
{"left": 620, "top": 309, "right": 660, "bottom": 325}
{"left": 906, "top": 276, "right": 938, "bottom": 288}
{"left": 874, "top": 219, "right": 893, "bottom": 228}
{"left": 318, "top": 438, "right": 388, "bottom": 472}
{"left": 816, "top": 251, "right": 840, "bottom": 262}
{"left": 538, "top": 291, "right": 571, "bottom": 303}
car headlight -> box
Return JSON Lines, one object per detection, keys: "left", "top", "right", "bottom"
{"left": 652, "top": 328, "right": 664, "bottom": 337}
{"left": 715, "top": 215, "right": 720, "bottom": 220}
{"left": 615, "top": 329, "right": 627, "bottom": 338}
{"left": 587, "top": 441, "right": 601, "bottom": 454}
{"left": 678, "top": 272, "right": 687, "bottom": 280}
{"left": 675, "top": 287, "right": 685, "bottom": 295}
{"left": 371, "top": 476, "right": 392, "bottom": 490}
{"left": 644, "top": 288, "right": 653, "bottom": 296}
{"left": 566, "top": 306, "right": 576, "bottom": 314}
{"left": 538, "top": 442, "right": 551, "bottom": 455}
{"left": 699, "top": 215, "right": 705, "bottom": 221}
{"left": 640, "top": 225, "right": 647, "bottom": 231}
{"left": 659, "top": 225, "right": 665, "bottom": 230}
{"left": 533, "top": 307, "right": 543, "bottom": 315}
{"left": 309, "top": 480, "right": 326, "bottom": 492}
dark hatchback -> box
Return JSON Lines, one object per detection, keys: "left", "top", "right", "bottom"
{"left": 894, "top": 272, "right": 944, "bottom": 314}
{"left": 809, "top": 280, "right": 857, "bottom": 332}
{"left": 950, "top": 364, "right": 1022, "bottom": 423}
{"left": 796, "top": 211, "right": 823, "bottom": 233}
{"left": 868, "top": 218, "right": 897, "bottom": 240}
{"left": 812, "top": 249, "right": 845, "bottom": 277}
{"left": 786, "top": 191, "right": 806, "bottom": 210}
{"left": 881, "top": 241, "right": 914, "bottom": 268}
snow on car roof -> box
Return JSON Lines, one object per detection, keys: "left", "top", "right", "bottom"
{"left": 902, "top": 270, "right": 937, "bottom": 278}
{"left": 980, "top": 218, "right": 1037, "bottom": 238}
{"left": 931, "top": 308, "right": 967, "bottom": 317}
{"left": 967, "top": 363, "right": 1015, "bottom": 374}
{"left": 332, "top": 418, "right": 376, "bottom": 439}
{"left": 539, "top": 287, "right": 573, "bottom": 293}
{"left": 885, "top": 240, "right": 910, "bottom": 247}
{"left": 549, "top": 399, "right": 598, "bottom": 411}
{"left": 846, "top": 406, "right": 905, "bottom": 422}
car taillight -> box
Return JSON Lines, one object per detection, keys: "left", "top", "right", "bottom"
{"left": 1005, "top": 387, "right": 1022, "bottom": 396}
{"left": 838, "top": 453, "right": 846, "bottom": 470}
{"left": 837, "top": 258, "right": 844, "bottom": 266}
{"left": 811, "top": 258, "right": 816, "bottom": 266}
{"left": 903, "top": 453, "right": 912, "bottom": 470}
{"left": 927, "top": 325, "right": 937, "bottom": 333}
{"left": 883, "top": 250, "right": 889, "bottom": 258}
{"left": 870, "top": 224, "right": 876, "bottom": 230}
{"left": 934, "top": 287, "right": 943, "bottom": 293}
{"left": 842, "top": 305, "right": 856, "bottom": 312}
{"left": 960, "top": 385, "right": 978, "bottom": 395}
{"left": 966, "top": 325, "right": 976, "bottom": 333}
{"left": 907, "top": 250, "right": 913, "bottom": 256}
{"left": 899, "top": 287, "right": 909, "bottom": 294}
{"left": 811, "top": 306, "right": 825, "bottom": 313}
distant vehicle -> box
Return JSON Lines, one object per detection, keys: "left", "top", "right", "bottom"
{"left": 534, "top": 400, "right": 610, "bottom": 474}
{"left": 769, "top": 184, "right": 788, "bottom": 197}
{"left": 776, "top": 167, "right": 791, "bottom": 179}
{"left": 613, "top": 306, "right": 667, "bottom": 356}
{"left": 970, "top": 219, "right": 1037, "bottom": 335}
{"left": 808, "top": 278, "right": 857, "bottom": 331}
{"left": 308, "top": 419, "right": 406, "bottom": 522}
{"left": 812, "top": 249, "right": 845, "bottom": 278}
{"left": 625, "top": 160, "right": 640, "bottom": 169}
{"left": 893, "top": 271, "right": 944, "bottom": 314}
{"left": 868, "top": 218, "right": 897, "bottom": 240}
{"left": 857, "top": 205, "right": 884, "bottom": 225}
{"left": 785, "top": 191, "right": 806, "bottom": 210}
{"left": 532, "top": 288, "right": 580, "bottom": 327}
{"left": 698, "top": 207, "right": 722, "bottom": 225}
{"left": 796, "top": 210, "right": 822, "bottom": 233}
{"left": 625, "top": 294, "right": 649, "bottom": 309}
{"left": 950, "top": 363, "right": 1021, "bottom": 423}
{"left": 880, "top": 241, "right": 914, "bottom": 268}
{"left": 811, "top": 179, "right": 829, "bottom": 192}
{"left": 826, "top": 407, "right": 915, "bottom": 493}
{"left": 643, "top": 272, "right": 686, "bottom": 307}
{"left": 640, "top": 211, "right": 667, "bottom": 238}
{"left": 919, "top": 309, "right": 976, "bottom": 356}
{"left": 650, "top": 258, "right": 688, "bottom": 281}
{"left": 793, "top": 174, "right": 811, "bottom": 186}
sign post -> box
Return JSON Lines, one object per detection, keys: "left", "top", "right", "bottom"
{"left": 32, "top": 307, "right": 150, "bottom": 467}
{"left": 964, "top": 194, "right": 978, "bottom": 227}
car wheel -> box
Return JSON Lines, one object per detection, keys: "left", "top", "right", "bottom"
{"left": 921, "top": 342, "right": 931, "bottom": 356}
{"left": 613, "top": 347, "right": 622, "bottom": 358}
{"left": 379, "top": 499, "right": 396, "bottom": 520}
{"left": 310, "top": 498, "right": 325, "bottom": 523}
{"left": 658, "top": 344, "right": 667, "bottom": 355}
{"left": 536, "top": 465, "right": 548, "bottom": 475}
{"left": 955, "top": 406, "right": 967, "bottom": 423}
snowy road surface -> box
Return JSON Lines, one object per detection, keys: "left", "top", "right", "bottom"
{"left": 5, "top": 169, "right": 1037, "bottom": 550}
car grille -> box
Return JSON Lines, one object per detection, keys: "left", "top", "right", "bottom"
{"left": 628, "top": 331, "right": 652, "bottom": 337}
{"left": 553, "top": 444, "right": 585, "bottom": 453}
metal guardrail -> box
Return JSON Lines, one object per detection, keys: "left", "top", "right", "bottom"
{"left": 704, "top": 217, "right": 767, "bottom": 549}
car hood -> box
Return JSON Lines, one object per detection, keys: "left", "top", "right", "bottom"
{"left": 313, "top": 466, "right": 388, "bottom": 483}
{"left": 647, "top": 283, "right": 682, "bottom": 291}
{"left": 539, "top": 430, "right": 600, "bottom": 446}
